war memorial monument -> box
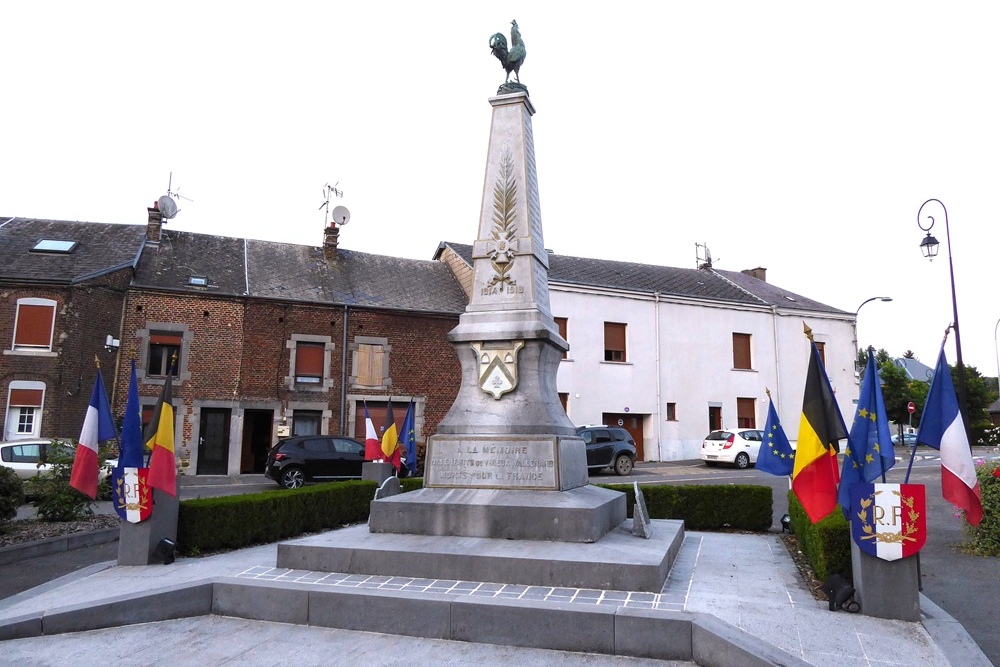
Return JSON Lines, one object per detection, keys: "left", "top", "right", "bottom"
{"left": 277, "top": 20, "right": 684, "bottom": 593}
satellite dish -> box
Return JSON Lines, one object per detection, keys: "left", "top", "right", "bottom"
{"left": 331, "top": 205, "right": 351, "bottom": 226}
{"left": 157, "top": 195, "right": 178, "bottom": 219}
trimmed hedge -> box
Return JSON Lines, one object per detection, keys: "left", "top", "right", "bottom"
{"left": 177, "top": 480, "right": 375, "bottom": 553}
{"left": 786, "top": 490, "right": 851, "bottom": 582}
{"left": 175, "top": 479, "right": 773, "bottom": 554}
{"left": 601, "top": 483, "right": 772, "bottom": 531}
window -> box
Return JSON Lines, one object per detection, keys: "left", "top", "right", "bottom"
{"left": 350, "top": 337, "right": 391, "bottom": 389}
{"left": 732, "top": 333, "right": 752, "bottom": 370}
{"left": 286, "top": 335, "right": 333, "bottom": 391}
{"left": 737, "top": 397, "right": 756, "bottom": 428}
{"left": 294, "top": 342, "right": 325, "bottom": 385}
{"left": 137, "top": 324, "right": 190, "bottom": 384}
{"left": 356, "top": 344, "right": 385, "bottom": 386}
{"left": 4, "top": 382, "right": 45, "bottom": 439}
{"left": 558, "top": 392, "right": 568, "bottom": 413}
{"left": 147, "top": 332, "right": 182, "bottom": 377}
{"left": 293, "top": 410, "right": 322, "bottom": 436}
{"left": 814, "top": 341, "right": 826, "bottom": 368}
{"left": 554, "top": 317, "right": 568, "bottom": 359}
{"left": 604, "top": 322, "right": 626, "bottom": 362}
{"left": 666, "top": 402, "right": 677, "bottom": 421}
{"left": 12, "top": 298, "right": 56, "bottom": 351}
{"left": 31, "top": 239, "right": 77, "bottom": 253}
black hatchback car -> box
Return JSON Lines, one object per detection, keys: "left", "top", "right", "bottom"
{"left": 265, "top": 435, "right": 367, "bottom": 489}
{"left": 576, "top": 426, "right": 637, "bottom": 476}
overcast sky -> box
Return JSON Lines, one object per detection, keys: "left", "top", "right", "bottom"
{"left": 4, "top": 2, "right": 1000, "bottom": 374}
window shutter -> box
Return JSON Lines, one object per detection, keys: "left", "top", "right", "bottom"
{"left": 733, "top": 333, "right": 751, "bottom": 369}
{"left": 9, "top": 389, "right": 43, "bottom": 407}
{"left": 14, "top": 304, "right": 55, "bottom": 347}
{"left": 295, "top": 343, "right": 325, "bottom": 378}
{"left": 357, "top": 344, "right": 384, "bottom": 386}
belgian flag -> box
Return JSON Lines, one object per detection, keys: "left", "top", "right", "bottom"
{"left": 145, "top": 364, "right": 177, "bottom": 496}
{"left": 792, "top": 336, "right": 847, "bottom": 523}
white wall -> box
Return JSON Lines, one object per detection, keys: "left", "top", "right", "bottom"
{"left": 552, "top": 285, "right": 857, "bottom": 461}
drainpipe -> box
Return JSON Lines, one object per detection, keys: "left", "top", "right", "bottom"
{"left": 654, "top": 291, "right": 662, "bottom": 462}
{"left": 340, "top": 305, "right": 349, "bottom": 435}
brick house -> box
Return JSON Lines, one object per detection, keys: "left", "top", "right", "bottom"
{"left": 116, "top": 207, "right": 466, "bottom": 476}
{"left": 0, "top": 217, "right": 146, "bottom": 440}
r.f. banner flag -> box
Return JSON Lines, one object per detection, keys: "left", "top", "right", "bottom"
{"left": 917, "top": 346, "right": 983, "bottom": 526}
{"left": 838, "top": 347, "right": 896, "bottom": 518}
{"left": 70, "top": 368, "right": 117, "bottom": 499}
{"left": 113, "top": 360, "right": 151, "bottom": 522}
{"left": 145, "top": 368, "right": 177, "bottom": 496}
{"left": 757, "top": 392, "right": 794, "bottom": 476}
{"left": 792, "top": 334, "right": 848, "bottom": 523}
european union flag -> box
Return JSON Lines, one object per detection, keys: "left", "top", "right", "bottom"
{"left": 757, "top": 394, "right": 794, "bottom": 476}
{"left": 837, "top": 348, "right": 896, "bottom": 518}
{"left": 401, "top": 399, "right": 417, "bottom": 476}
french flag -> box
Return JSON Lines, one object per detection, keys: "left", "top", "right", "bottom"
{"left": 917, "top": 347, "right": 983, "bottom": 526}
{"left": 363, "top": 402, "right": 381, "bottom": 461}
{"left": 69, "top": 369, "right": 117, "bottom": 499}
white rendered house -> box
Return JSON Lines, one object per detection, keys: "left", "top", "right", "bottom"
{"left": 438, "top": 243, "right": 857, "bottom": 462}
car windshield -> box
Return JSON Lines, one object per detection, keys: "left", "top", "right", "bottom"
{"left": 705, "top": 432, "right": 731, "bottom": 440}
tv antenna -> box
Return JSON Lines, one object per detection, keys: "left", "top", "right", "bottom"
{"left": 157, "top": 172, "right": 195, "bottom": 220}
{"left": 319, "top": 182, "right": 349, "bottom": 225}
{"left": 696, "top": 242, "right": 714, "bottom": 269}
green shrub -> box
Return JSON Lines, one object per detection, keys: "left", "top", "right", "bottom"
{"left": 787, "top": 490, "right": 851, "bottom": 582}
{"left": 600, "top": 483, "right": 772, "bottom": 531}
{"left": 22, "top": 439, "right": 115, "bottom": 522}
{"left": 967, "top": 459, "right": 1000, "bottom": 556}
{"left": 0, "top": 467, "right": 25, "bottom": 524}
{"left": 177, "top": 480, "right": 376, "bottom": 553}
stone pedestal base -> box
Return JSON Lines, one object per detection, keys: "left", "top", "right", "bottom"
{"left": 368, "top": 485, "right": 625, "bottom": 543}
{"left": 361, "top": 462, "right": 395, "bottom": 486}
{"left": 117, "top": 484, "right": 179, "bottom": 566}
{"left": 279, "top": 518, "right": 684, "bottom": 592}
{"left": 850, "top": 540, "right": 921, "bottom": 621}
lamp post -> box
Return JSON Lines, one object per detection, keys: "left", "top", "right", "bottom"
{"left": 994, "top": 317, "right": 1000, "bottom": 399}
{"left": 853, "top": 296, "right": 892, "bottom": 376}
{"left": 917, "top": 198, "right": 970, "bottom": 444}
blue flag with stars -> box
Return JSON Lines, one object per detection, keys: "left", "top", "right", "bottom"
{"left": 837, "top": 348, "right": 896, "bottom": 518}
{"left": 757, "top": 395, "right": 795, "bottom": 476}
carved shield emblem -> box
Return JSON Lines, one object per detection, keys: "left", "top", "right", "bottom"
{"left": 472, "top": 340, "right": 524, "bottom": 399}
{"left": 113, "top": 467, "right": 152, "bottom": 523}
{"left": 850, "top": 483, "right": 926, "bottom": 561}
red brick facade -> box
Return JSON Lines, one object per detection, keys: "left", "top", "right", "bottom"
{"left": 1, "top": 269, "right": 132, "bottom": 440}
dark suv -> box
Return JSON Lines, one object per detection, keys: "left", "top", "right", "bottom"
{"left": 265, "top": 435, "right": 368, "bottom": 489}
{"left": 576, "top": 426, "right": 637, "bottom": 476}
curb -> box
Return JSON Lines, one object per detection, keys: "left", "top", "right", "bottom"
{"left": 0, "top": 528, "right": 119, "bottom": 566}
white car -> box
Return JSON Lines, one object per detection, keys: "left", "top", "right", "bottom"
{"left": 700, "top": 428, "right": 765, "bottom": 469}
{"left": 0, "top": 438, "right": 118, "bottom": 480}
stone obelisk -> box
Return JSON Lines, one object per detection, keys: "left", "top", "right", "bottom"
{"left": 368, "top": 90, "right": 625, "bottom": 543}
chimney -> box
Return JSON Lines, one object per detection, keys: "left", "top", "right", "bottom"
{"left": 323, "top": 223, "right": 340, "bottom": 261}
{"left": 146, "top": 202, "right": 165, "bottom": 245}
{"left": 742, "top": 267, "right": 767, "bottom": 282}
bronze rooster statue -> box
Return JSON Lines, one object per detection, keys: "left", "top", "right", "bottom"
{"left": 489, "top": 19, "right": 526, "bottom": 86}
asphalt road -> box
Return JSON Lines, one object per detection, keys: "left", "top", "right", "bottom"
{"left": 4, "top": 454, "right": 997, "bottom": 664}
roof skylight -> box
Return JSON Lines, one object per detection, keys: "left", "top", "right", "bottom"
{"left": 32, "top": 239, "right": 77, "bottom": 253}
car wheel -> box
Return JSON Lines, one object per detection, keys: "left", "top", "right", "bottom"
{"left": 613, "top": 455, "right": 634, "bottom": 476}
{"left": 280, "top": 467, "right": 305, "bottom": 489}
{"left": 734, "top": 452, "right": 750, "bottom": 469}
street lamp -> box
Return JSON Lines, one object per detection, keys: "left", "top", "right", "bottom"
{"left": 994, "top": 317, "right": 1000, "bottom": 399}
{"left": 917, "top": 199, "right": 970, "bottom": 444}
{"left": 854, "top": 296, "right": 893, "bottom": 375}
